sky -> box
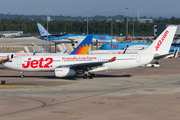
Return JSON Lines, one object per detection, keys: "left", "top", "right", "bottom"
{"left": 1, "top": 0, "right": 180, "bottom": 18}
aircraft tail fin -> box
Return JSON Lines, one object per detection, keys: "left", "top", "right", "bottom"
{"left": 141, "top": 47, "right": 145, "bottom": 50}
{"left": 69, "top": 35, "right": 93, "bottom": 55}
{"left": 37, "top": 23, "right": 51, "bottom": 36}
{"left": 141, "top": 25, "right": 177, "bottom": 54}
{"left": 122, "top": 45, "right": 129, "bottom": 54}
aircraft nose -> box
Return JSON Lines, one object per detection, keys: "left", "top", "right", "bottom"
{"left": 3, "top": 62, "right": 8, "bottom": 67}
{"left": 3, "top": 62, "right": 11, "bottom": 68}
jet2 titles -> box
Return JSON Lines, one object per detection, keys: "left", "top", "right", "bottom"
{"left": 22, "top": 58, "right": 53, "bottom": 68}
{"left": 155, "top": 30, "right": 169, "bottom": 51}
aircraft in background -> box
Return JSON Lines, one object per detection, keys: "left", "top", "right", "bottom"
{"left": 89, "top": 43, "right": 179, "bottom": 68}
{"left": 88, "top": 48, "right": 178, "bottom": 58}
{"left": 169, "top": 43, "right": 180, "bottom": 52}
{"left": 0, "top": 35, "right": 93, "bottom": 64}
{"left": 99, "top": 40, "right": 180, "bottom": 52}
{"left": 99, "top": 43, "right": 151, "bottom": 50}
{"left": 37, "top": 23, "right": 116, "bottom": 43}
{"left": 4, "top": 26, "right": 177, "bottom": 79}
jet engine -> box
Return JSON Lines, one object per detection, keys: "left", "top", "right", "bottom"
{"left": 54, "top": 68, "right": 76, "bottom": 77}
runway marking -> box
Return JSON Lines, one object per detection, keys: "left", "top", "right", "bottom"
{"left": 145, "top": 89, "right": 156, "bottom": 91}
{"left": 71, "top": 112, "right": 80, "bottom": 114}
{"left": 0, "top": 78, "right": 40, "bottom": 85}
{"left": 0, "top": 85, "right": 44, "bottom": 89}
{"left": 108, "top": 98, "right": 127, "bottom": 100}
{"left": 0, "top": 85, "right": 133, "bottom": 119}
{"left": 109, "top": 103, "right": 117, "bottom": 105}
{"left": 90, "top": 102, "right": 105, "bottom": 104}
{"left": 162, "top": 90, "right": 170, "bottom": 91}
{"left": 149, "top": 78, "right": 159, "bottom": 80}
{"left": 49, "top": 111, "right": 67, "bottom": 113}
{"left": 124, "top": 81, "right": 131, "bottom": 82}
{"left": 131, "top": 99, "right": 138, "bottom": 101}
{"left": 108, "top": 98, "right": 137, "bottom": 101}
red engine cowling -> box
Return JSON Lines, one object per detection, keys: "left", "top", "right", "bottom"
{"left": 54, "top": 68, "right": 76, "bottom": 77}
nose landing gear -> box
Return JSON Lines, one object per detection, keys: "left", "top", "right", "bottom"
{"left": 20, "top": 71, "right": 24, "bottom": 78}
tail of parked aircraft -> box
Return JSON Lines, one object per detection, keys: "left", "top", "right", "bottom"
{"left": 37, "top": 23, "right": 51, "bottom": 36}
{"left": 69, "top": 35, "right": 93, "bottom": 55}
{"left": 122, "top": 45, "right": 129, "bottom": 54}
{"left": 141, "top": 25, "right": 177, "bottom": 54}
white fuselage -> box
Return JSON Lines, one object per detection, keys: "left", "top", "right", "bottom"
{"left": 0, "top": 53, "right": 63, "bottom": 62}
{"left": 3, "top": 54, "right": 153, "bottom": 72}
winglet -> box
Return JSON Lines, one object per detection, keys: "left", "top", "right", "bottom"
{"left": 37, "top": 23, "right": 51, "bottom": 36}
{"left": 69, "top": 35, "right": 93, "bottom": 55}
{"left": 33, "top": 52, "right": 36, "bottom": 55}
{"left": 108, "top": 57, "right": 116, "bottom": 62}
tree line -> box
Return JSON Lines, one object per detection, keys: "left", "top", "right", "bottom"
{"left": 0, "top": 13, "right": 160, "bottom": 21}
{"left": 0, "top": 16, "right": 179, "bottom": 36}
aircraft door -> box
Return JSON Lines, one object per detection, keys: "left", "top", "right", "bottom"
{"left": 98, "top": 57, "right": 101, "bottom": 62}
{"left": 17, "top": 58, "right": 22, "bottom": 65}
{"left": 136, "top": 55, "right": 141, "bottom": 62}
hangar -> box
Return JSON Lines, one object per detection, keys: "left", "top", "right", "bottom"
{"left": 0, "top": 31, "right": 23, "bottom": 38}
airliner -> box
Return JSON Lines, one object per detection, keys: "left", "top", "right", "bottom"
{"left": 99, "top": 43, "right": 151, "bottom": 50}
{"left": 3, "top": 26, "right": 177, "bottom": 79}
{"left": 99, "top": 39, "right": 180, "bottom": 52}
{"left": 37, "top": 23, "right": 116, "bottom": 43}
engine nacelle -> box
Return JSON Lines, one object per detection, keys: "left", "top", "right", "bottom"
{"left": 54, "top": 68, "right": 76, "bottom": 77}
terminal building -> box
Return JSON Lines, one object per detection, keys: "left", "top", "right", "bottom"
{"left": 154, "top": 24, "right": 180, "bottom": 38}
{"left": 139, "top": 19, "right": 153, "bottom": 23}
{"left": 0, "top": 31, "right": 23, "bottom": 38}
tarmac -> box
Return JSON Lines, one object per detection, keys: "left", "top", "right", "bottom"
{"left": 0, "top": 37, "right": 47, "bottom": 46}
{"left": 0, "top": 37, "right": 180, "bottom": 120}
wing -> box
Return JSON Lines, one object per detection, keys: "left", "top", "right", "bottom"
{"left": 57, "top": 57, "right": 116, "bottom": 71}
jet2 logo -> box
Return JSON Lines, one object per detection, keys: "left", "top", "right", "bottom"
{"left": 22, "top": 58, "right": 53, "bottom": 68}
{"left": 155, "top": 30, "right": 169, "bottom": 51}
{"left": 40, "top": 29, "right": 45, "bottom": 34}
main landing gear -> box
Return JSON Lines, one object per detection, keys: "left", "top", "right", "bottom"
{"left": 20, "top": 71, "right": 24, "bottom": 78}
{"left": 83, "top": 72, "right": 95, "bottom": 79}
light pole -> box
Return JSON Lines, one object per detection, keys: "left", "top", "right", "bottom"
{"left": 86, "top": 9, "right": 89, "bottom": 35}
{"left": 46, "top": 8, "right": 50, "bottom": 52}
{"left": 125, "top": 8, "right": 129, "bottom": 36}
{"left": 132, "top": 11, "right": 135, "bottom": 40}
{"left": 111, "top": 11, "right": 113, "bottom": 43}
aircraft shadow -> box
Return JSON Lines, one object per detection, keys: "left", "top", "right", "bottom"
{"left": 0, "top": 74, "right": 131, "bottom": 81}
{"left": 0, "top": 75, "right": 78, "bottom": 81}
{"left": 94, "top": 74, "right": 131, "bottom": 78}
